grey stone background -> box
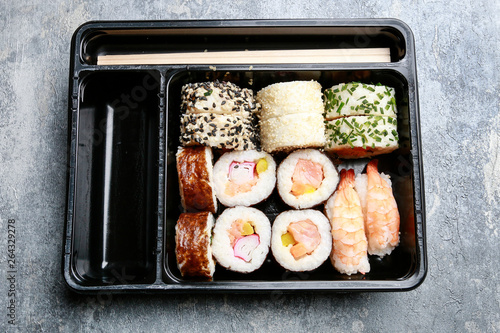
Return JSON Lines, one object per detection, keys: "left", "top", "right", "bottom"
{"left": 0, "top": 0, "right": 499, "bottom": 332}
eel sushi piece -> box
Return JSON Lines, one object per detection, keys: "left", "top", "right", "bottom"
{"left": 175, "top": 212, "right": 216, "bottom": 280}
{"left": 176, "top": 146, "right": 217, "bottom": 213}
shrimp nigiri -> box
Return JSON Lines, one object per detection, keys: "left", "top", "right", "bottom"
{"left": 325, "top": 169, "right": 370, "bottom": 275}
{"left": 358, "top": 159, "right": 400, "bottom": 257}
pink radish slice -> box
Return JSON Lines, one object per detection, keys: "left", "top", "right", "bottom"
{"left": 233, "top": 234, "right": 260, "bottom": 262}
{"left": 229, "top": 161, "right": 256, "bottom": 185}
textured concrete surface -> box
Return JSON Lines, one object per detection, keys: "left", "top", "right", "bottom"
{"left": 0, "top": 1, "right": 499, "bottom": 332}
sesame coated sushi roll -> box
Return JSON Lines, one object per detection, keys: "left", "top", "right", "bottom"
{"left": 181, "top": 81, "right": 259, "bottom": 117}
{"left": 325, "top": 115, "right": 399, "bottom": 159}
{"left": 176, "top": 146, "right": 217, "bottom": 213}
{"left": 179, "top": 81, "right": 260, "bottom": 150}
{"left": 271, "top": 210, "right": 332, "bottom": 272}
{"left": 180, "top": 113, "right": 258, "bottom": 150}
{"left": 211, "top": 207, "right": 271, "bottom": 273}
{"left": 213, "top": 150, "right": 276, "bottom": 207}
{"left": 324, "top": 82, "right": 397, "bottom": 120}
{"left": 175, "top": 212, "right": 216, "bottom": 280}
{"left": 277, "top": 149, "right": 339, "bottom": 209}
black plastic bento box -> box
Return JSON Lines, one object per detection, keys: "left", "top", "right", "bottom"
{"left": 63, "top": 19, "right": 426, "bottom": 293}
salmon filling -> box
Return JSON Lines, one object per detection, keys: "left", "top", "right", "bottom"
{"left": 290, "top": 159, "right": 324, "bottom": 197}
{"left": 285, "top": 219, "right": 321, "bottom": 260}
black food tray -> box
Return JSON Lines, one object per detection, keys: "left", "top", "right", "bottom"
{"left": 64, "top": 19, "right": 426, "bottom": 293}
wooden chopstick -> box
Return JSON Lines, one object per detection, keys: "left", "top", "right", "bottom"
{"left": 97, "top": 48, "right": 391, "bottom": 65}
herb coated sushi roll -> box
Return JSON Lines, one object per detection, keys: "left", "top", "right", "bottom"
{"left": 211, "top": 207, "right": 271, "bottom": 273}
{"left": 277, "top": 149, "right": 339, "bottom": 209}
{"left": 213, "top": 150, "right": 276, "bottom": 207}
{"left": 271, "top": 210, "right": 332, "bottom": 272}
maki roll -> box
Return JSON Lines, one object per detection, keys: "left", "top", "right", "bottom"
{"left": 179, "top": 81, "right": 260, "bottom": 151}
{"left": 324, "top": 82, "right": 397, "bottom": 120}
{"left": 175, "top": 212, "right": 216, "bottom": 280}
{"left": 257, "top": 81, "right": 325, "bottom": 153}
{"left": 325, "top": 115, "right": 399, "bottom": 159}
{"left": 259, "top": 113, "right": 326, "bottom": 153}
{"left": 211, "top": 206, "right": 271, "bottom": 273}
{"left": 176, "top": 146, "right": 217, "bottom": 213}
{"left": 277, "top": 149, "right": 339, "bottom": 209}
{"left": 181, "top": 81, "right": 259, "bottom": 117}
{"left": 213, "top": 150, "right": 276, "bottom": 207}
{"left": 271, "top": 210, "right": 332, "bottom": 272}
{"left": 180, "top": 112, "right": 258, "bottom": 150}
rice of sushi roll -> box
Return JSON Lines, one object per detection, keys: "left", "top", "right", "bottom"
{"left": 176, "top": 146, "right": 217, "bottom": 213}
{"left": 277, "top": 149, "right": 338, "bottom": 209}
{"left": 256, "top": 81, "right": 324, "bottom": 120}
{"left": 256, "top": 80, "right": 325, "bottom": 153}
{"left": 259, "top": 113, "right": 326, "bottom": 153}
{"left": 325, "top": 115, "right": 399, "bottom": 159}
{"left": 211, "top": 206, "right": 271, "bottom": 273}
{"left": 324, "top": 82, "right": 397, "bottom": 120}
{"left": 271, "top": 209, "right": 332, "bottom": 272}
{"left": 213, "top": 150, "right": 276, "bottom": 207}
{"left": 175, "top": 212, "right": 216, "bottom": 280}
{"left": 179, "top": 112, "right": 258, "bottom": 150}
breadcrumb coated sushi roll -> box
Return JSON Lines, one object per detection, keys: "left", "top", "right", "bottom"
{"left": 212, "top": 207, "right": 271, "bottom": 273}
{"left": 257, "top": 81, "right": 324, "bottom": 120}
{"left": 213, "top": 150, "right": 276, "bottom": 207}
{"left": 271, "top": 210, "right": 332, "bottom": 272}
{"left": 325, "top": 116, "right": 399, "bottom": 158}
{"left": 257, "top": 80, "right": 325, "bottom": 153}
{"left": 175, "top": 212, "right": 216, "bottom": 280}
{"left": 277, "top": 149, "right": 339, "bottom": 209}
{"left": 176, "top": 146, "right": 217, "bottom": 213}
{"left": 324, "top": 82, "right": 397, "bottom": 120}
{"left": 260, "top": 113, "right": 326, "bottom": 153}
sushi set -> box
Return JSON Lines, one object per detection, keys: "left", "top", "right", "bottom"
{"left": 63, "top": 19, "right": 426, "bottom": 293}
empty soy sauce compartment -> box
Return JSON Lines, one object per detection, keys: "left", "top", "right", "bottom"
{"left": 71, "top": 70, "right": 161, "bottom": 286}
{"left": 163, "top": 68, "right": 422, "bottom": 286}
{"left": 78, "top": 22, "right": 407, "bottom": 65}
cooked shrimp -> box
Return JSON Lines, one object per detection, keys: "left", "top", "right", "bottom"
{"left": 365, "top": 159, "right": 400, "bottom": 257}
{"left": 325, "top": 169, "right": 370, "bottom": 275}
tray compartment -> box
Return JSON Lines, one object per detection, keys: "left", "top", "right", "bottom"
{"left": 79, "top": 23, "right": 407, "bottom": 65}
{"left": 71, "top": 70, "right": 161, "bottom": 286}
{"left": 163, "top": 68, "right": 420, "bottom": 285}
